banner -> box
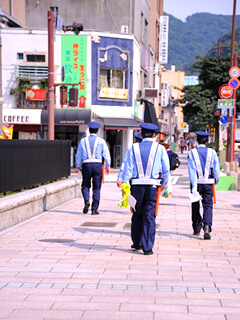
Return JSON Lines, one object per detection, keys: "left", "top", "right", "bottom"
{"left": 0, "top": 124, "right": 14, "bottom": 139}
{"left": 61, "top": 35, "right": 87, "bottom": 108}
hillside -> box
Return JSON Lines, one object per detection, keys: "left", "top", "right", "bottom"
{"left": 165, "top": 12, "right": 240, "bottom": 70}
{"left": 207, "top": 27, "right": 240, "bottom": 57}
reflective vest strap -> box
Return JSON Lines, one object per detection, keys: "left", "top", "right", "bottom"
{"left": 85, "top": 137, "right": 91, "bottom": 159}
{"left": 93, "top": 137, "right": 100, "bottom": 158}
{"left": 145, "top": 142, "right": 158, "bottom": 179}
{"left": 204, "top": 149, "right": 213, "bottom": 180}
{"left": 192, "top": 148, "right": 203, "bottom": 179}
{"left": 85, "top": 137, "right": 100, "bottom": 160}
{"left": 192, "top": 148, "right": 214, "bottom": 184}
{"left": 133, "top": 143, "right": 144, "bottom": 179}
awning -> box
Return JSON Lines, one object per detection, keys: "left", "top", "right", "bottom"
{"left": 143, "top": 100, "right": 161, "bottom": 133}
{"left": 41, "top": 109, "right": 91, "bottom": 125}
{"left": 100, "top": 117, "right": 142, "bottom": 130}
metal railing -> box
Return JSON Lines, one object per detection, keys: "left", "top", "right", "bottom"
{"left": 0, "top": 140, "right": 71, "bottom": 194}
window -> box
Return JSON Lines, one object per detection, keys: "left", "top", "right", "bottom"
{"left": 17, "top": 53, "right": 24, "bottom": 60}
{"left": 26, "top": 54, "right": 46, "bottom": 62}
{"left": 99, "top": 68, "right": 125, "bottom": 89}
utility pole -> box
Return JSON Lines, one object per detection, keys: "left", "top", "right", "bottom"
{"left": 48, "top": 10, "right": 55, "bottom": 140}
{"left": 226, "top": 0, "right": 237, "bottom": 161}
{"left": 0, "top": 35, "right": 3, "bottom": 137}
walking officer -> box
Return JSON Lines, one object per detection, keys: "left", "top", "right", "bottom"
{"left": 76, "top": 121, "right": 111, "bottom": 215}
{"left": 188, "top": 131, "right": 220, "bottom": 239}
{"left": 120, "top": 123, "right": 170, "bottom": 255}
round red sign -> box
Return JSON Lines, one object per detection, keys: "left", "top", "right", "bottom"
{"left": 218, "top": 84, "right": 233, "bottom": 99}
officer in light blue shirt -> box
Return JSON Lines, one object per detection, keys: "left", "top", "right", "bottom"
{"left": 76, "top": 121, "right": 111, "bottom": 215}
{"left": 188, "top": 131, "right": 220, "bottom": 239}
{"left": 121, "top": 123, "right": 170, "bottom": 255}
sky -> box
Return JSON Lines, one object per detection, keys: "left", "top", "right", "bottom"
{"left": 164, "top": 0, "right": 240, "bottom": 22}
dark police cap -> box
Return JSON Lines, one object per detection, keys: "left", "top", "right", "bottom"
{"left": 88, "top": 121, "right": 100, "bottom": 129}
{"left": 134, "top": 132, "right": 143, "bottom": 141}
{"left": 140, "top": 123, "right": 158, "bottom": 132}
{"left": 195, "top": 131, "right": 210, "bottom": 138}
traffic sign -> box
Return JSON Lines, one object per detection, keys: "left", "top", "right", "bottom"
{"left": 218, "top": 84, "right": 233, "bottom": 99}
{"left": 228, "top": 78, "right": 240, "bottom": 90}
{"left": 218, "top": 99, "right": 234, "bottom": 108}
{"left": 220, "top": 116, "right": 229, "bottom": 124}
{"left": 229, "top": 66, "right": 240, "bottom": 78}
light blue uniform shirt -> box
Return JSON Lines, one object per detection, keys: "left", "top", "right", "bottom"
{"left": 76, "top": 134, "right": 111, "bottom": 168}
{"left": 121, "top": 138, "right": 170, "bottom": 186}
{"left": 188, "top": 145, "right": 220, "bottom": 188}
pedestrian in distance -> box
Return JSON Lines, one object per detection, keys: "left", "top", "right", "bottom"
{"left": 188, "top": 131, "right": 220, "bottom": 239}
{"left": 120, "top": 123, "right": 170, "bottom": 255}
{"left": 75, "top": 121, "right": 111, "bottom": 215}
{"left": 179, "top": 136, "right": 185, "bottom": 153}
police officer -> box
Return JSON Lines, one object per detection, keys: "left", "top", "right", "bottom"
{"left": 76, "top": 121, "right": 111, "bottom": 215}
{"left": 120, "top": 123, "right": 170, "bottom": 255}
{"left": 188, "top": 131, "right": 220, "bottom": 239}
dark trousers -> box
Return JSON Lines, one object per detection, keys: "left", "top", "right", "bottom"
{"left": 192, "top": 184, "right": 213, "bottom": 233}
{"left": 131, "top": 185, "right": 157, "bottom": 252}
{"left": 81, "top": 163, "right": 102, "bottom": 211}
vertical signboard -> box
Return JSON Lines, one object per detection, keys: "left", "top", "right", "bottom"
{"left": 159, "top": 16, "right": 169, "bottom": 65}
{"left": 61, "top": 35, "right": 87, "bottom": 108}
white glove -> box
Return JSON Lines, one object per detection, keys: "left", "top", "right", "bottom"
{"left": 192, "top": 187, "right": 202, "bottom": 200}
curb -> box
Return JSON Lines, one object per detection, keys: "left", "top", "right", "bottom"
{"left": 0, "top": 177, "right": 81, "bottom": 232}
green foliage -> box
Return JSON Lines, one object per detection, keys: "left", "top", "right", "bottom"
{"left": 165, "top": 12, "right": 240, "bottom": 71}
{"left": 177, "top": 56, "right": 240, "bottom": 135}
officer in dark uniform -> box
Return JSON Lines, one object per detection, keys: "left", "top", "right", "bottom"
{"left": 188, "top": 131, "right": 220, "bottom": 239}
{"left": 120, "top": 123, "right": 170, "bottom": 255}
{"left": 76, "top": 121, "right": 111, "bottom": 215}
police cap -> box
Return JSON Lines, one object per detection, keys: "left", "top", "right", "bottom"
{"left": 88, "top": 121, "right": 100, "bottom": 129}
{"left": 140, "top": 123, "right": 158, "bottom": 132}
{"left": 134, "top": 131, "right": 143, "bottom": 141}
{"left": 195, "top": 131, "right": 210, "bottom": 138}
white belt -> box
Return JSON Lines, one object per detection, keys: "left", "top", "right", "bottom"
{"left": 131, "top": 178, "right": 161, "bottom": 186}
{"left": 82, "top": 159, "right": 102, "bottom": 163}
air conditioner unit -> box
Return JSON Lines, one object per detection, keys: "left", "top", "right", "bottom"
{"left": 144, "top": 88, "right": 158, "bottom": 98}
{"left": 121, "top": 25, "right": 129, "bottom": 33}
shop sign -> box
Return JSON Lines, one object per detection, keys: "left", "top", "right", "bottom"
{"left": 26, "top": 88, "right": 46, "bottom": 101}
{"left": 61, "top": 35, "right": 87, "bottom": 109}
{"left": 99, "top": 88, "right": 128, "bottom": 99}
{"left": 3, "top": 109, "right": 42, "bottom": 124}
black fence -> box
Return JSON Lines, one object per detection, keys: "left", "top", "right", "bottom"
{"left": 0, "top": 140, "right": 71, "bottom": 194}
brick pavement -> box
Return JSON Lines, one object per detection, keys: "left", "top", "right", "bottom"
{"left": 0, "top": 153, "right": 239, "bottom": 320}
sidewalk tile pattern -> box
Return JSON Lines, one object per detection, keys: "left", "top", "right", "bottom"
{"left": 0, "top": 154, "right": 240, "bottom": 319}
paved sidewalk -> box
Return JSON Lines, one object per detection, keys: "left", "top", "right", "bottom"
{"left": 0, "top": 153, "right": 240, "bottom": 320}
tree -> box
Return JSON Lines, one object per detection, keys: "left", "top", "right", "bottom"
{"left": 177, "top": 56, "right": 240, "bottom": 149}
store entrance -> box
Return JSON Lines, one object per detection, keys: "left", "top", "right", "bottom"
{"left": 106, "top": 130, "right": 122, "bottom": 169}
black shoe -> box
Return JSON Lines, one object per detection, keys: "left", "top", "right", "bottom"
{"left": 91, "top": 210, "right": 100, "bottom": 215}
{"left": 143, "top": 250, "right": 153, "bottom": 255}
{"left": 204, "top": 225, "right": 211, "bottom": 240}
{"left": 193, "top": 232, "right": 200, "bottom": 236}
{"left": 83, "top": 201, "right": 90, "bottom": 214}
{"left": 131, "top": 244, "right": 141, "bottom": 251}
